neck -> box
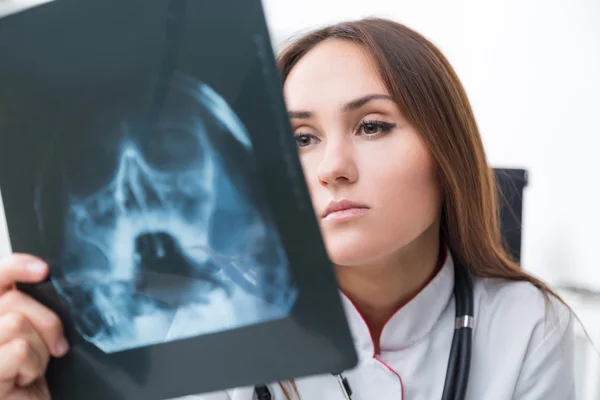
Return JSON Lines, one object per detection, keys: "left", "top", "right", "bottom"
{"left": 335, "top": 223, "right": 443, "bottom": 353}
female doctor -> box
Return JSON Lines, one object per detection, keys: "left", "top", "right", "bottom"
{"left": 0, "top": 17, "right": 575, "bottom": 400}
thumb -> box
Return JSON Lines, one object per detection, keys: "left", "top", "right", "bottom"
{"left": 0, "top": 342, "right": 45, "bottom": 400}
{"left": 0, "top": 355, "right": 18, "bottom": 399}
{"left": 1, "top": 383, "right": 50, "bottom": 400}
{"left": 0, "top": 378, "right": 50, "bottom": 400}
{"left": 0, "top": 254, "right": 48, "bottom": 296}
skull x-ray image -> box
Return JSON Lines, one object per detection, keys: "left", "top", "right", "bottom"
{"left": 33, "top": 72, "right": 298, "bottom": 354}
{"left": 0, "top": 1, "right": 358, "bottom": 398}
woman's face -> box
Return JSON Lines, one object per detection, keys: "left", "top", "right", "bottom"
{"left": 283, "top": 40, "right": 442, "bottom": 267}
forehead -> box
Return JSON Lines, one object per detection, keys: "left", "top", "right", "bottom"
{"left": 283, "top": 40, "right": 389, "bottom": 110}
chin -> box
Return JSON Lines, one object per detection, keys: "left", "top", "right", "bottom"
{"left": 324, "top": 237, "right": 387, "bottom": 267}
{"left": 321, "top": 224, "right": 419, "bottom": 267}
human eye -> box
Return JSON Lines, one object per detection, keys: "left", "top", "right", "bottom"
{"left": 293, "top": 132, "right": 320, "bottom": 149}
{"left": 356, "top": 120, "right": 397, "bottom": 137}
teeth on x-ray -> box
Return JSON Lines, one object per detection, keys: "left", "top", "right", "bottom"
{"left": 42, "top": 74, "right": 298, "bottom": 354}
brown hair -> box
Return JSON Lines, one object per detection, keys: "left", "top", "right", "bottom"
{"left": 274, "top": 17, "right": 566, "bottom": 399}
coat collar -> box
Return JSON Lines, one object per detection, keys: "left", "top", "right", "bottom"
{"left": 340, "top": 249, "right": 454, "bottom": 355}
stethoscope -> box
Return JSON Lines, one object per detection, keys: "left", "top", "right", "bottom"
{"left": 254, "top": 262, "right": 474, "bottom": 400}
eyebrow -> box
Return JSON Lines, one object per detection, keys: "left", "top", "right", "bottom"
{"left": 343, "top": 94, "right": 394, "bottom": 111}
{"left": 288, "top": 94, "right": 394, "bottom": 119}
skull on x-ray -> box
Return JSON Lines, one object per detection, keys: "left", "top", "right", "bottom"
{"left": 34, "top": 73, "right": 298, "bottom": 353}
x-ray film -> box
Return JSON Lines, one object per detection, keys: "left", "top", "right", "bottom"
{"left": 0, "top": 1, "right": 358, "bottom": 399}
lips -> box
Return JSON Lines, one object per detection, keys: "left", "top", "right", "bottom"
{"left": 321, "top": 199, "right": 370, "bottom": 221}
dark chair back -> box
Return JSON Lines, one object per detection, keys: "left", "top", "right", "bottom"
{"left": 493, "top": 168, "right": 528, "bottom": 263}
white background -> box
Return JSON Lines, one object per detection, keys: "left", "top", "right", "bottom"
{"left": 262, "top": 0, "right": 600, "bottom": 291}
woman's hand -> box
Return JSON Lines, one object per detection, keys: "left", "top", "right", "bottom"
{"left": 0, "top": 253, "right": 69, "bottom": 400}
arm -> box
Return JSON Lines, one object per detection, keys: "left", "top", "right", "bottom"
{"left": 512, "top": 302, "right": 576, "bottom": 399}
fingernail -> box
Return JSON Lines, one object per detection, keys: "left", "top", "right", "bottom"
{"left": 56, "top": 337, "right": 69, "bottom": 356}
{"left": 26, "top": 262, "right": 46, "bottom": 274}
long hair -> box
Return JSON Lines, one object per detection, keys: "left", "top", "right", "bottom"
{"left": 274, "top": 17, "right": 566, "bottom": 399}
{"left": 278, "top": 17, "right": 563, "bottom": 300}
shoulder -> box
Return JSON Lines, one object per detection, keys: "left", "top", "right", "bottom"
{"left": 475, "top": 276, "right": 573, "bottom": 331}
{"left": 470, "top": 277, "right": 576, "bottom": 397}
{"left": 473, "top": 276, "right": 574, "bottom": 364}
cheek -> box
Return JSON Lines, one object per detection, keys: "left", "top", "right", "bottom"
{"left": 325, "top": 135, "right": 442, "bottom": 266}
{"left": 377, "top": 149, "right": 440, "bottom": 235}
{"left": 297, "top": 151, "right": 323, "bottom": 212}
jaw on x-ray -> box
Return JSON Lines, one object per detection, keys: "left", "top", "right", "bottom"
{"left": 34, "top": 73, "right": 298, "bottom": 354}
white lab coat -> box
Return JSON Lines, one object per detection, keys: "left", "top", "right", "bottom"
{"left": 173, "top": 252, "right": 576, "bottom": 400}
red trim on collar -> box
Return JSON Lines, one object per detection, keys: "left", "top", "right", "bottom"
{"left": 343, "top": 243, "right": 449, "bottom": 357}
{"left": 376, "top": 244, "right": 448, "bottom": 342}
{"left": 376, "top": 359, "right": 405, "bottom": 399}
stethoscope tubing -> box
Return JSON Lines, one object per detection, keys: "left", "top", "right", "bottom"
{"left": 442, "top": 261, "right": 474, "bottom": 400}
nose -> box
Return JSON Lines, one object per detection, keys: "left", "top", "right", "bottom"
{"left": 317, "top": 138, "right": 358, "bottom": 187}
{"left": 115, "top": 145, "right": 161, "bottom": 212}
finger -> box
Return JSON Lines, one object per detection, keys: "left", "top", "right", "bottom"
{"left": 3, "top": 378, "right": 50, "bottom": 400}
{"left": 0, "top": 313, "right": 50, "bottom": 387}
{"left": 0, "top": 291, "right": 68, "bottom": 358}
{"left": 0, "top": 254, "right": 48, "bottom": 294}
{"left": 0, "top": 339, "right": 43, "bottom": 393}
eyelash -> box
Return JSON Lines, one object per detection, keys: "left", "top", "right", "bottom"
{"left": 293, "top": 119, "right": 396, "bottom": 148}
{"left": 358, "top": 120, "right": 396, "bottom": 137}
